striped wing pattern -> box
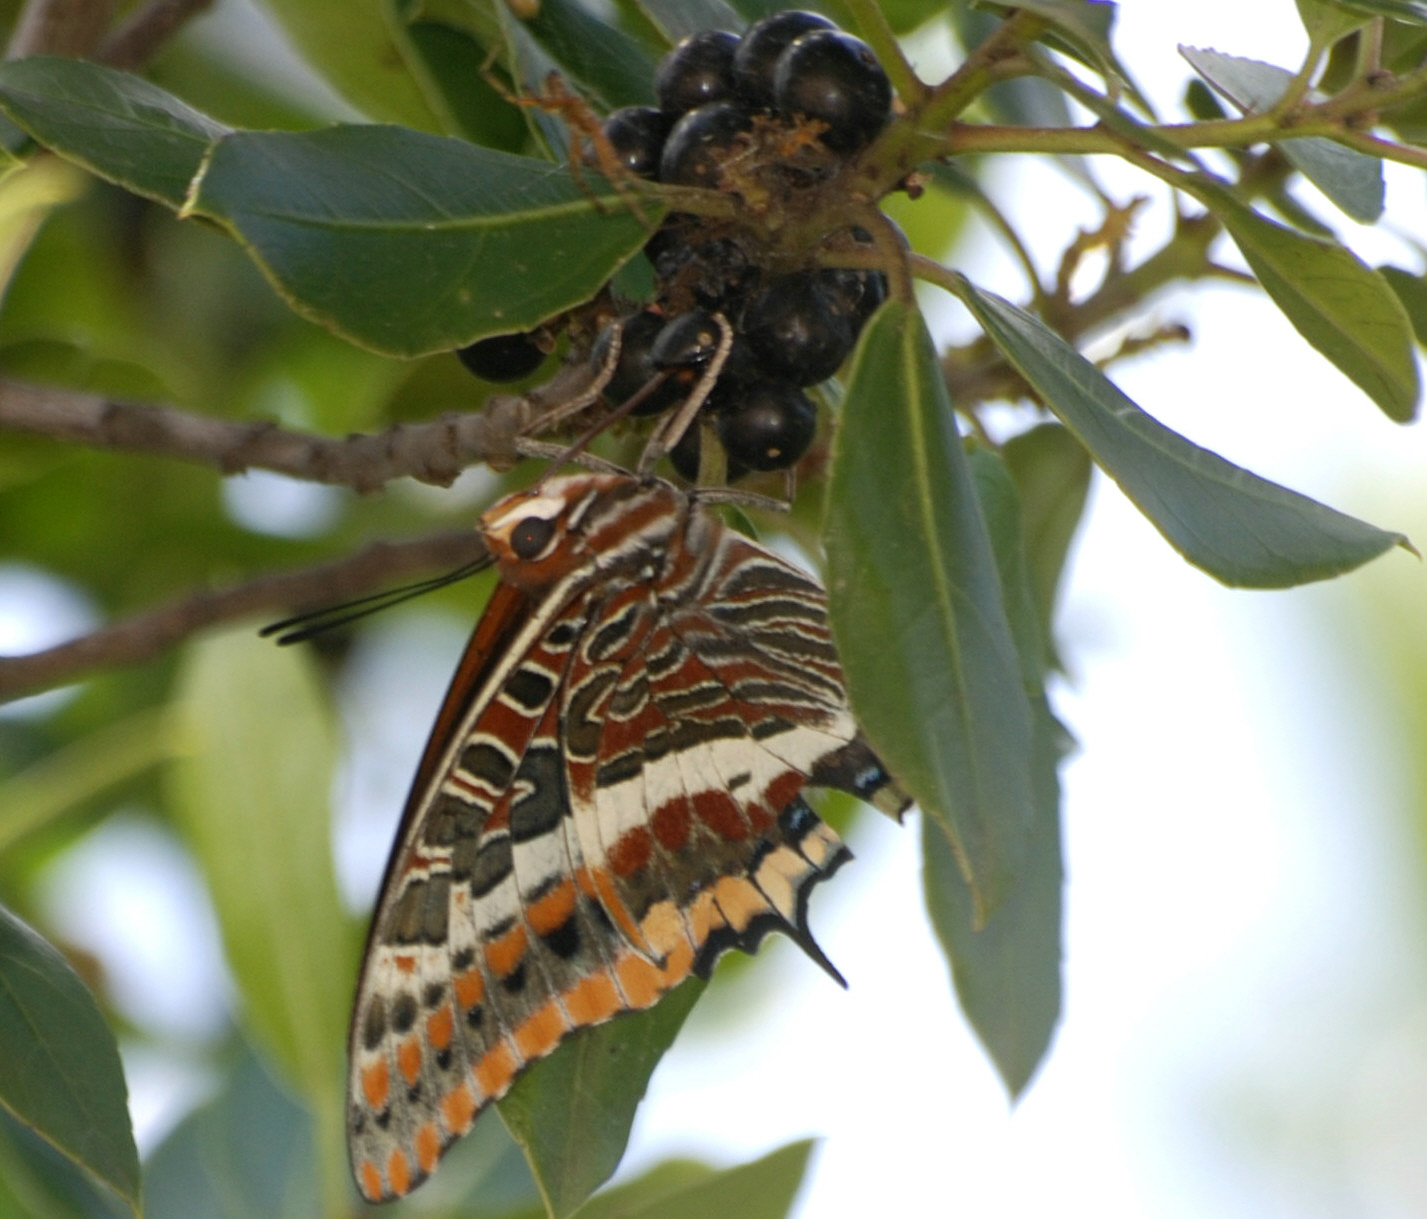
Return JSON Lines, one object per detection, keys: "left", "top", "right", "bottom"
{"left": 348, "top": 473, "right": 907, "bottom": 1202}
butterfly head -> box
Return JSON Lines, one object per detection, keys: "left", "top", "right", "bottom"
{"left": 479, "top": 473, "right": 683, "bottom": 591}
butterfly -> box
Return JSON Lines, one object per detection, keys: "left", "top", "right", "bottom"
{"left": 347, "top": 471, "right": 908, "bottom": 1201}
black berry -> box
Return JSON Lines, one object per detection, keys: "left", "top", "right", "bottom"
{"left": 669, "top": 418, "right": 750, "bottom": 483}
{"left": 593, "top": 311, "right": 684, "bottom": 417}
{"left": 650, "top": 308, "right": 723, "bottom": 369}
{"left": 658, "top": 101, "right": 754, "bottom": 188}
{"left": 655, "top": 30, "right": 739, "bottom": 115}
{"left": 773, "top": 29, "right": 892, "bottom": 154}
{"left": 718, "top": 383, "right": 817, "bottom": 471}
{"left": 732, "top": 10, "right": 836, "bottom": 109}
{"left": 742, "top": 272, "right": 854, "bottom": 385}
{"left": 602, "top": 106, "right": 671, "bottom": 179}
{"left": 456, "top": 331, "right": 546, "bottom": 382}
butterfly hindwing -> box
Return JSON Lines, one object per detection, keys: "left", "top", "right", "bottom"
{"left": 347, "top": 474, "right": 909, "bottom": 1202}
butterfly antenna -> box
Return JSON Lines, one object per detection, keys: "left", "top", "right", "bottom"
{"left": 533, "top": 365, "right": 674, "bottom": 488}
{"left": 261, "top": 555, "right": 493, "bottom": 645}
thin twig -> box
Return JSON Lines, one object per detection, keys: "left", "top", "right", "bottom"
{"left": 0, "top": 530, "right": 489, "bottom": 703}
{"left": 97, "top": 0, "right": 215, "bottom": 69}
{"left": 5, "top": 0, "right": 111, "bottom": 58}
{"left": 0, "top": 362, "right": 607, "bottom": 491}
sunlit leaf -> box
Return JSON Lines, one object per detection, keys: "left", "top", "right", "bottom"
{"left": 951, "top": 275, "right": 1410, "bottom": 585}
{"left": 1199, "top": 184, "right": 1418, "bottom": 419}
{"left": 578, "top": 1141, "right": 815, "bottom": 1219}
{"left": 167, "top": 631, "right": 354, "bottom": 1117}
{"left": 826, "top": 300, "right": 1037, "bottom": 919}
{"left": 0, "top": 904, "right": 139, "bottom": 1215}
{"left": 258, "top": 0, "right": 451, "bottom": 131}
{"left": 498, "top": 979, "right": 705, "bottom": 1218}
{"left": 1334, "top": 0, "right": 1427, "bottom": 22}
{"left": 0, "top": 56, "right": 228, "bottom": 207}
{"left": 1294, "top": 0, "right": 1372, "bottom": 42}
{"left": 1180, "top": 46, "right": 1384, "bottom": 222}
{"left": 1380, "top": 264, "right": 1427, "bottom": 347}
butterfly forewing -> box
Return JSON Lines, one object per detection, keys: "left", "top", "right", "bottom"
{"left": 347, "top": 473, "right": 908, "bottom": 1202}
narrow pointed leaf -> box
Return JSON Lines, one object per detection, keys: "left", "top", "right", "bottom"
{"left": 1380, "top": 265, "right": 1427, "bottom": 346}
{"left": 0, "top": 56, "right": 228, "bottom": 207}
{"left": 1180, "top": 47, "right": 1384, "bottom": 222}
{"left": 577, "top": 1141, "right": 815, "bottom": 1219}
{"left": 952, "top": 276, "right": 1409, "bottom": 586}
{"left": 1197, "top": 185, "right": 1417, "bottom": 420}
{"left": 188, "top": 125, "right": 655, "bottom": 355}
{"left": 498, "top": 978, "right": 704, "bottom": 1218}
{"left": 826, "top": 300, "right": 1037, "bottom": 919}
{"left": 1001, "top": 423, "right": 1091, "bottom": 654}
{"left": 168, "top": 631, "right": 353, "bottom": 1114}
{"left": 0, "top": 904, "right": 139, "bottom": 1215}
{"left": 921, "top": 451, "right": 1063, "bottom": 1098}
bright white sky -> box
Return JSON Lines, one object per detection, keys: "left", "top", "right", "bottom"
{"left": 15, "top": 3, "right": 1427, "bottom": 1216}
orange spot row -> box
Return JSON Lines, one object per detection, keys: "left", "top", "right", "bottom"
{"left": 474, "top": 1039, "right": 519, "bottom": 1099}
{"left": 442, "top": 1080, "right": 478, "bottom": 1134}
{"left": 397, "top": 1033, "right": 423, "bottom": 1087}
{"left": 712, "top": 875, "right": 769, "bottom": 933}
{"left": 357, "top": 1159, "right": 384, "bottom": 1201}
{"left": 564, "top": 971, "right": 622, "bottom": 1025}
{"left": 525, "top": 879, "right": 576, "bottom": 937}
{"left": 484, "top": 922, "right": 528, "bottom": 979}
{"left": 426, "top": 1004, "right": 454, "bottom": 1053}
{"left": 454, "top": 965, "right": 484, "bottom": 1011}
{"left": 514, "top": 998, "right": 570, "bottom": 1060}
{"left": 414, "top": 1121, "right": 442, "bottom": 1174}
{"left": 386, "top": 1147, "right": 412, "bottom": 1196}
{"left": 361, "top": 1058, "right": 389, "bottom": 1112}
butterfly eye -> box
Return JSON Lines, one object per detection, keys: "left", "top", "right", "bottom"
{"left": 510, "top": 514, "right": 557, "bottom": 560}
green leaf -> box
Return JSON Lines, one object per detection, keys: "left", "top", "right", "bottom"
{"left": 167, "top": 631, "right": 353, "bottom": 1117}
{"left": 0, "top": 904, "right": 139, "bottom": 1215}
{"left": 0, "top": 155, "right": 86, "bottom": 296}
{"left": 1380, "top": 264, "right": 1427, "bottom": 347}
{"left": 522, "top": 0, "right": 661, "bottom": 109}
{"left": 1295, "top": 0, "right": 1372, "bottom": 43}
{"left": 578, "top": 1141, "right": 815, "bottom": 1219}
{"left": 826, "top": 300, "right": 1037, "bottom": 919}
{"left": 1200, "top": 184, "right": 1418, "bottom": 419}
{"left": 976, "top": 0, "right": 1121, "bottom": 82}
{"left": 1335, "top": 0, "right": 1427, "bottom": 22}
{"left": 0, "top": 56, "right": 229, "bottom": 207}
{"left": 143, "top": 1048, "right": 319, "bottom": 1219}
{"left": 188, "top": 124, "right": 655, "bottom": 355}
{"left": 921, "top": 449, "right": 1063, "bottom": 1097}
{"left": 258, "top": 0, "right": 452, "bottom": 131}
{"left": 1179, "top": 47, "right": 1384, "bottom": 222}
{"left": 498, "top": 979, "right": 705, "bottom": 1218}
{"left": 635, "top": 0, "right": 746, "bottom": 42}
{"left": 1001, "top": 423, "right": 1091, "bottom": 657}
{"left": 950, "top": 275, "right": 1410, "bottom": 586}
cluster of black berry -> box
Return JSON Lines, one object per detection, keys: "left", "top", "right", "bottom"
{"left": 459, "top": 10, "right": 898, "bottom": 483}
